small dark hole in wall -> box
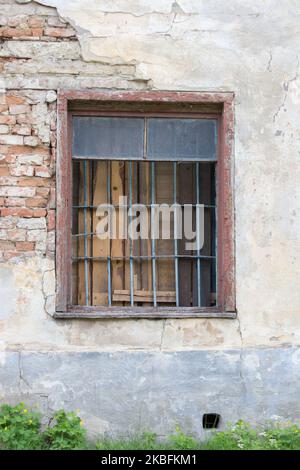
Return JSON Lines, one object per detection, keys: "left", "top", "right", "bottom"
{"left": 202, "top": 413, "right": 220, "bottom": 429}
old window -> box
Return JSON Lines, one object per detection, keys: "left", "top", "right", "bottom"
{"left": 56, "top": 92, "right": 235, "bottom": 318}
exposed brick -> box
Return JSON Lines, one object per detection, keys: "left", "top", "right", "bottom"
{"left": 33, "top": 208, "right": 46, "bottom": 217}
{"left": 24, "top": 136, "right": 40, "bottom": 147}
{"left": 0, "top": 115, "right": 16, "bottom": 125}
{"left": 1, "top": 207, "right": 33, "bottom": 217}
{"left": 36, "top": 187, "right": 50, "bottom": 198}
{"left": 8, "top": 228, "right": 26, "bottom": 241}
{"left": 4, "top": 197, "right": 24, "bottom": 207}
{"left": 25, "top": 196, "right": 47, "bottom": 208}
{"left": 12, "top": 124, "right": 31, "bottom": 136}
{"left": 0, "top": 27, "right": 32, "bottom": 38}
{"left": 49, "top": 187, "right": 55, "bottom": 208}
{"left": 0, "top": 175, "right": 18, "bottom": 186}
{"left": 16, "top": 241, "right": 35, "bottom": 251}
{"left": 9, "top": 104, "right": 30, "bottom": 115}
{"left": 0, "top": 229, "right": 8, "bottom": 240}
{"left": 0, "top": 166, "right": 9, "bottom": 176}
{"left": 0, "top": 134, "right": 24, "bottom": 145}
{"left": 44, "top": 26, "right": 75, "bottom": 38}
{"left": 0, "top": 125, "right": 9, "bottom": 134}
{"left": 16, "top": 114, "right": 34, "bottom": 125}
{"left": 0, "top": 240, "right": 15, "bottom": 250}
{"left": 0, "top": 216, "right": 16, "bottom": 229}
{"left": 28, "top": 16, "right": 45, "bottom": 28}
{"left": 10, "top": 164, "right": 34, "bottom": 176}
{"left": 47, "top": 209, "right": 55, "bottom": 230}
{"left": 0, "top": 186, "right": 35, "bottom": 197}
{"left": 19, "top": 176, "right": 51, "bottom": 187}
{"left": 17, "top": 154, "right": 44, "bottom": 165}
{"left": 34, "top": 165, "right": 51, "bottom": 177}
{"left": 0, "top": 105, "right": 8, "bottom": 113}
{"left": 27, "top": 228, "right": 46, "bottom": 241}
{"left": 17, "top": 217, "right": 46, "bottom": 229}
{"left": 6, "top": 95, "right": 26, "bottom": 105}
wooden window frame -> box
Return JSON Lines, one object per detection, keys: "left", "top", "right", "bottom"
{"left": 55, "top": 90, "right": 235, "bottom": 319}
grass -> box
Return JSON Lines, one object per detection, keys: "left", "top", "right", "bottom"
{"left": 1, "top": 403, "right": 300, "bottom": 450}
{"left": 96, "top": 422, "right": 300, "bottom": 451}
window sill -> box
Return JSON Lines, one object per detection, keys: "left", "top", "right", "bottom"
{"left": 53, "top": 307, "right": 237, "bottom": 320}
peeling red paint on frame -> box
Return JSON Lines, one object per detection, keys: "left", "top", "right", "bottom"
{"left": 56, "top": 90, "right": 235, "bottom": 318}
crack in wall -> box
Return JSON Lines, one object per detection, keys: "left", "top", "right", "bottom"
{"left": 273, "top": 55, "right": 299, "bottom": 122}
{"left": 18, "top": 351, "right": 31, "bottom": 391}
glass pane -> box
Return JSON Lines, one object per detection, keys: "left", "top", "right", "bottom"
{"left": 72, "top": 116, "right": 144, "bottom": 158}
{"left": 147, "top": 118, "right": 217, "bottom": 160}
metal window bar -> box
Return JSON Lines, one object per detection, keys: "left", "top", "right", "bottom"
{"left": 107, "top": 161, "right": 112, "bottom": 306}
{"left": 73, "top": 159, "right": 217, "bottom": 308}
{"left": 89, "top": 160, "right": 94, "bottom": 305}
{"left": 73, "top": 254, "right": 216, "bottom": 261}
{"left": 196, "top": 162, "right": 201, "bottom": 307}
{"left": 83, "top": 160, "right": 89, "bottom": 306}
{"left": 151, "top": 161, "right": 157, "bottom": 307}
{"left": 173, "top": 162, "right": 179, "bottom": 307}
{"left": 129, "top": 161, "right": 134, "bottom": 306}
{"left": 211, "top": 164, "right": 217, "bottom": 305}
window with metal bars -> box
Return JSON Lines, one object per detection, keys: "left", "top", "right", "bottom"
{"left": 71, "top": 116, "right": 217, "bottom": 308}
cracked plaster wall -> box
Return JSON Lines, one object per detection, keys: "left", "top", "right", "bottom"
{"left": 0, "top": 0, "right": 299, "bottom": 432}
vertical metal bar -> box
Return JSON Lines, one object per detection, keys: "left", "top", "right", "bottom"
{"left": 129, "top": 161, "right": 134, "bottom": 306}
{"left": 83, "top": 160, "right": 89, "bottom": 306}
{"left": 89, "top": 160, "right": 94, "bottom": 305}
{"left": 107, "top": 161, "right": 112, "bottom": 306}
{"left": 196, "top": 162, "right": 201, "bottom": 307}
{"left": 212, "top": 164, "right": 217, "bottom": 304}
{"left": 173, "top": 162, "right": 179, "bottom": 307}
{"left": 151, "top": 161, "right": 157, "bottom": 307}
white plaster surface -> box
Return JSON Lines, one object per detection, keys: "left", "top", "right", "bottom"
{"left": 0, "top": 0, "right": 299, "bottom": 352}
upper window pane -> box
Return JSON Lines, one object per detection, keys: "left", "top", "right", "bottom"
{"left": 72, "top": 116, "right": 144, "bottom": 159}
{"left": 147, "top": 118, "right": 217, "bottom": 160}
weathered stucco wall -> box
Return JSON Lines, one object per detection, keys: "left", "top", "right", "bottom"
{"left": 0, "top": 0, "right": 299, "bottom": 435}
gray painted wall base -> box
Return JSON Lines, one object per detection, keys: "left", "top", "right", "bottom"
{"left": 1, "top": 347, "right": 299, "bottom": 438}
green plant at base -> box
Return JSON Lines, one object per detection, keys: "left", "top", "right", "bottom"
{"left": 0, "top": 402, "right": 43, "bottom": 450}
{"left": 43, "top": 410, "right": 87, "bottom": 450}
{"left": 168, "top": 425, "right": 200, "bottom": 450}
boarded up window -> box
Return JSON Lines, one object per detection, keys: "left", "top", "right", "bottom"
{"left": 71, "top": 116, "right": 217, "bottom": 308}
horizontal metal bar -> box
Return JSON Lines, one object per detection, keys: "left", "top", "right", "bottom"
{"left": 73, "top": 155, "right": 218, "bottom": 162}
{"left": 72, "top": 254, "right": 216, "bottom": 261}
{"left": 72, "top": 204, "right": 216, "bottom": 209}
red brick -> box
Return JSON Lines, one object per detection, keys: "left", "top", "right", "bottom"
{"left": 31, "top": 28, "right": 43, "bottom": 37}
{"left": 44, "top": 27, "right": 75, "bottom": 38}
{"left": 19, "top": 176, "right": 51, "bottom": 187}
{"left": 1, "top": 207, "right": 33, "bottom": 217}
{"left": 0, "top": 105, "right": 8, "bottom": 113}
{"left": 28, "top": 16, "right": 45, "bottom": 28}
{"left": 49, "top": 187, "right": 55, "bottom": 208}
{"left": 36, "top": 187, "right": 50, "bottom": 198}
{"left": 0, "top": 167, "right": 9, "bottom": 176}
{"left": 16, "top": 241, "right": 35, "bottom": 251}
{"left": 16, "top": 115, "right": 34, "bottom": 125}
{"left": 0, "top": 115, "right": 16, "bottom": 125}
{"left": 6, "top": 95, "right": 26, "bottom": 105}
{"left": 3, "top": 251, "right": 20, "bottom": 260}
{"left": 47, "top": 209, "right": 55, "bottom": 230}
{"left": 0, "top": 240, "right": 15, "bottom": 250}
{"left": 4, "top": 197, "right": 24, "bottom": 207}
{"left": 25, "top": 197, "right": 47, "bottom": 208}
{"left": 12, "top": 124, "right": 31, "bottom": 136}
{"left": 0, "top": 27, "right": 32, "bottom": 38}
{"left": 34, "top": 166, "right": 51, "bottom": 177}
